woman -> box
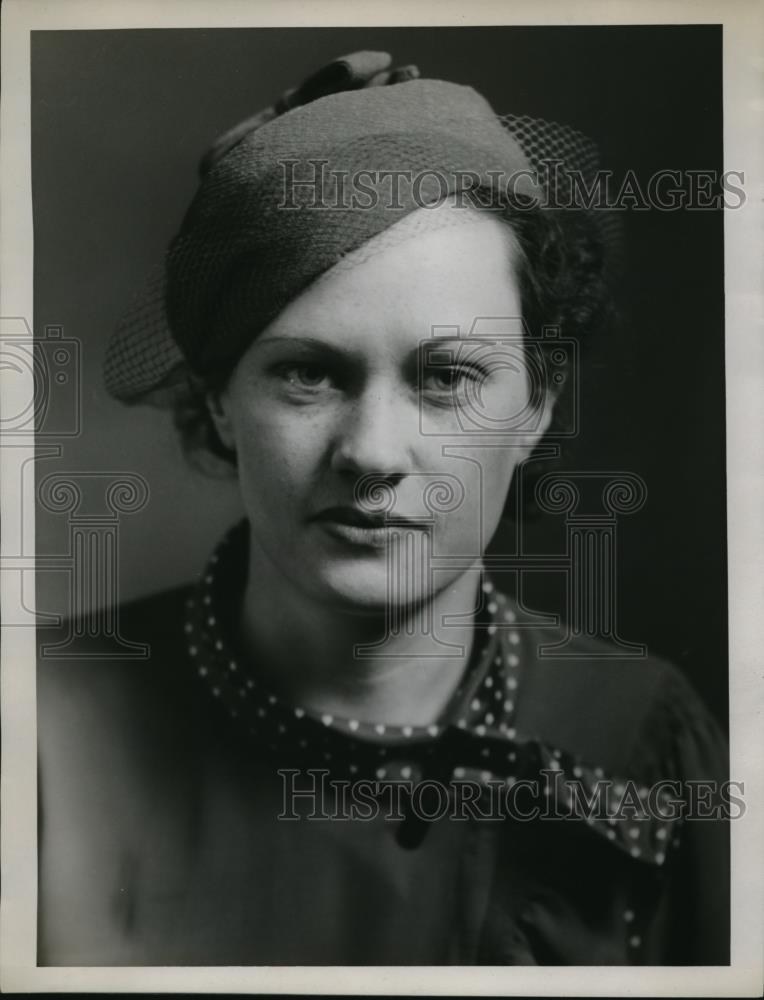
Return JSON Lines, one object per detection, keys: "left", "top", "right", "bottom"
{"left": 38, "top": 52, "right": 729, "bottom": 966}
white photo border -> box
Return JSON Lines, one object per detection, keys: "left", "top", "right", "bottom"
{"left": 1, "top": 0, "right": 762, "bottom": 994}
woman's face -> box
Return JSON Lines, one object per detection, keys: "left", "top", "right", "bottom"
{"left": 213, "top": 208, "right": 552, "bottom": 610}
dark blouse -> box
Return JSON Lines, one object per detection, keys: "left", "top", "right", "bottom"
{"left": 37, "top": 522, "right": 730, "bottom": 965}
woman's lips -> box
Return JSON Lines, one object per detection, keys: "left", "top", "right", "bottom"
{"left": 312, "top": 506, "right": 429, "bottom": 549}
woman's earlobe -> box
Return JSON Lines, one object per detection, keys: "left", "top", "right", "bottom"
{"left": 539, "top": 392, "right": 556, "bottom": 439}
{"left": 206, "top": 391, "right": 236, "bottom": 451}
{"left": 521, "top": 392, "right": 556, "bottom": 457}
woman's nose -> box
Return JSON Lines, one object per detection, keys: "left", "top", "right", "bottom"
{"left": 329, "top": 384, "right": 416, "bottom": 479}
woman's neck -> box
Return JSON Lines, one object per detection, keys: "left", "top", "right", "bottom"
{"left": 237, "top": 542, "right": 482, "bottom": 728}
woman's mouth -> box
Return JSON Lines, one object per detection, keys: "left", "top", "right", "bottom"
{"left": 312, "top": 506, "right": 429, "bottom": 549}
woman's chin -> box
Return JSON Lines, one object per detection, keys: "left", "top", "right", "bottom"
{"left": 301, "top": 521, "right": 438, "bottom": 609}
{"left": 309, "top": 560, "right": 432, "bottom": 614}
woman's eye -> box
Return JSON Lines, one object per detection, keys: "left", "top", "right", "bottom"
{"left": 421, "top": 366, "right": 484, "bottom": 394}
{"left": 277, "top": 363, "right": 333, "bottom": 390}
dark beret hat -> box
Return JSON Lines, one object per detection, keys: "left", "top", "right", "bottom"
{"left": 104, "top": 52, "right": 601, "bottom": 403}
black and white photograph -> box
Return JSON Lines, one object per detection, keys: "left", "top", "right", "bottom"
{"left": 1, "top": 0, "right": 762, "bottom": 994}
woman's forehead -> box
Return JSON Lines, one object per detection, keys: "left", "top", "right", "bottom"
{"left": 314, "top": 198, "right": 517, "bottom": 284}
{"left": 258, "top": 204, "right": 522, "bottom": 346}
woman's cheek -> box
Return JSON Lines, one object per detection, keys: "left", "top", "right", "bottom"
{"left": 234, "top": 398, "right": 312, "bottom": 460}
{"left": 484, "top": 452, "right": 520, "bottom": 533}
{"left": 238, "top": 409, "right": 328, "bottom": 497}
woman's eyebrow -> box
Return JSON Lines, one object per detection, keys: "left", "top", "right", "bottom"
{"left": 253, "top": 336, "right": 353, "bottom": 359}
{"left": 253, "top": 334, "right": 495, "bottom": 371}
{"left": 414, "top": 336, "right": 487, "bottom": 360}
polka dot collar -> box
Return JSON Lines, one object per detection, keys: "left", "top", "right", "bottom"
{"left": 184, "top": 520, "right": 523, "bottom": 775}
{"left": 183, "top": 521, "right": 682, "bottom": 866}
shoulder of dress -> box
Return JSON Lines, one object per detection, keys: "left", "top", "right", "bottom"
{"left": 37, "top": 582, "right": 197, "bottom": 736}
{"left": 36, "top": 583, "right": 209, "bottom": 964}
{"left": 498, "top": 600, "right": 711, "bottom": 775}
{"left": 37, "top": 581, "right": 194, "bottom": 659}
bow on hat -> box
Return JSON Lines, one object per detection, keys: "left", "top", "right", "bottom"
{"left": 199, "top": 51, "right": 421, "bottom": 177}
